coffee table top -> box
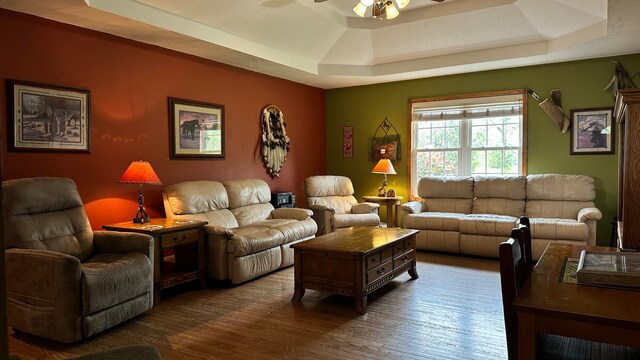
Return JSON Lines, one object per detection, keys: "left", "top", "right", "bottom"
{"left": 291, "top": 226, "right": 418, "bottom": 255}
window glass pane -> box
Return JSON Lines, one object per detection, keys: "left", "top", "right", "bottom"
{"left": 446, "top": 123, "right": 460, "bottom": 148}
{"left": 471, "top": 150, "right": 486, "bottom": 174}
{"left": 416, "top": 152, "right": 430, "bottom": 178}
{"left": 417, "top": 128, "right": 430, "bottom": 149}
{"left": 445, "top": 151, "right": 459, "bottom": 175}
{"left": 430, "top": 151, "right": 445, "bottom": 175}
{"left": 487, "top": 150, "right": 504, "bottom": 174}
{"left": 471, "top": 125, "right": 486, "bottom": 147}
{"left": 503, "top": 150, "right": 519, "bottom": 174}
{"left": 488, "top": 118, "right": 503, "bottom": 125}
{"left": 487, "top": 123, "right": 504, "bottom": 147}
{"left": 472, "top": 119, "right": 487, "bottom": 126}
{"left": 432, "top": 127, "right": 445, "bottom": 149}
{"left": 505, "top": 124, "right": 520, "bottom": 146}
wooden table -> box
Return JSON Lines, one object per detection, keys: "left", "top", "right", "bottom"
{"left": 513, "top": 243, "right": 640, "bottom": 359}
{"left": 290, "top": 226, "right": 419, "bottom": 314}
{"left": 362, "top": 196, "right": 403, "bottom": 228}
{"left": 103, "top": 218, "right": 208, "bottom": 304}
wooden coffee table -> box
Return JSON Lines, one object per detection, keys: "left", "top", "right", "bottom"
{"left": 290, "top": 226, "right": 419, "bottom": 314}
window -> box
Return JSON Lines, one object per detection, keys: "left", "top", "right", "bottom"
{"left": 409, "top": 90, "right": 527, "bottom": 195}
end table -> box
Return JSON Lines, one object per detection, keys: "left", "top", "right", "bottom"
{"left": 362, "top": 196, "right": 403, "bottom": 228}
{"left": 103, "top": 218, "right": 208, "bottom": 304}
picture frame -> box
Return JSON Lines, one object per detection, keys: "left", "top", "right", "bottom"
{"left": 570, "top": 107, "right": 614, "bottom": 155}
{"left": 8, "top": 79, "right": 91, "bottom": 152}
{"left": 169, "top": 97, "right": 225, "bottom": 159}
{"left": 343, "top": 126, "right": 353, "bottom": 158}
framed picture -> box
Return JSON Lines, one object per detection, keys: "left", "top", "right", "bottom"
{"left": 570, "top": 107, "right": 614, "bottom": 155}
{"left": 343, "top": 126, "right": 353, "bottom": 158}
{"left": 169, "top": 97, "right": 225, "bottom": 159}
{"left": 8, "top": 79, "right": 90, "bottom": 152}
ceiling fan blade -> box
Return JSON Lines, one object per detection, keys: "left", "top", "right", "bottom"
{"left": 432, "top": 0, "right": 446, "bottom": 2}
{"left": 314, "top": 0, "right": 328, "bottom": 2}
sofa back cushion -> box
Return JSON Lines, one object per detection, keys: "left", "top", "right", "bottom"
{"left": 163, "top": 180, "right": 238, "bottom": 228}
{"left": 3, "top": 177, "right": 94, "bottom": 262}
{"left": 305, "top": 175, "right": 358, "bottom": 214}
{"left": 525, "top": 174, "right": 596, "bottom": 219}
{"left": 223, "top": 178, "right": 274, "bottom": 226}
{"left": 417, "top": 176, "right": 474, "bottom": 213}
{"left": 472, "top": 176, "right": 526, "bottom": 217}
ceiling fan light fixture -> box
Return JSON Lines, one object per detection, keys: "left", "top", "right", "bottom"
{"left": 395, "top": 0, "right": 410, "bottom": 9}
{"left": 353, "top": 2, "right": 368, "bottom": 17}
{"left": 362, "top": 0, "right": 375, "bottom": 6}
{"left": 386, "top": 3, "right": 399, "bottom": 19}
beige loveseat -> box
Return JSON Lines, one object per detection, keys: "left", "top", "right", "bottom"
{"left": 401, "top": 174, "right": 602, "bottom": 259}
{"left": 163, "top": 178, "right": 317, "bottom": 284}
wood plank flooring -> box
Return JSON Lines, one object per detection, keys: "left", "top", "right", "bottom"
{"left": 8, "top": 252, "right": 507, "bottom": 359}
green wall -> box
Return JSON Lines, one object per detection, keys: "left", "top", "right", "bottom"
{"left": 326, "top": 54, "right": 640, "bottom": 245}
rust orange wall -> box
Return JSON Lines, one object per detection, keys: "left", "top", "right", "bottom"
{"left": 0, "top": 9, "right": 326, "bottom": 228}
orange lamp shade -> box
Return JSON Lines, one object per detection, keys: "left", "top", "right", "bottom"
{"left": 372, "top": 159, "right": 397, "bottom": 175}
{"left": 119, "top": 160, "right": 162, "bottom": 185}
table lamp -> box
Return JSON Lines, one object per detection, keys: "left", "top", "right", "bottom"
{"left": 372, "top": 158, "right": 396, "bottom": 197}
{"left": 119, "top": 160, "right": 162, "bottom": 223}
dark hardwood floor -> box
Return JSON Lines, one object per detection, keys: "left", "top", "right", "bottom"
{"left": 8, "top": 252, "right": 507, "bottom": 359}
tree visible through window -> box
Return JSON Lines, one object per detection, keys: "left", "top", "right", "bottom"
{"left": 409, "top": 90, "right": 527, "bottom": 195}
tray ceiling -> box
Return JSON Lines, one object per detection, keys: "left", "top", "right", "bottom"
{"left": 1, "top": 0, "right": 639, "bottom": 88}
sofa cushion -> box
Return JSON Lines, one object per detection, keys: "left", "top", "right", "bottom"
{"left": 81, "top": 252, "right": 151, "bottom": 315}
{"left": 404, "top": 212, "right": 465, "bottom": 231}
{"left": 227, "top": 226, "right": 285, "bottom": 256}
{"left": 417, "top": 176, "right": 474, "bottom": 199}
{"left": 529, "top": 218, "right": 588, "bottom": 241}
{"left": 251, "top": 218, "right": 317, "bottom": 244}
{"left": 308, "top": 195, "right": 358, "bottom": 215}
{"left": 224, "top": 179, "right": 272, "bottom": 210}
{"left": 526, "top": 174, "right": 595, "bottom": 201}
{"left": 421, "top": 198, "right": 473, "bottom": 214}
{"left": 230, "top": 203, "right": 274, "bottom": 227}
{"left": 332, "top": 213, "right": 380, "bottom": 229}
{"left": 472, "top": 176, "right": 526, "bottom": 217}
{"left": 459, "top": 214, "right": 518, "bottom": 236}
{"left": 164, "top": 180, "right": 229, "bottom": 214}
{"left": 305, "top": 175, "right": 354, "bottom": 197}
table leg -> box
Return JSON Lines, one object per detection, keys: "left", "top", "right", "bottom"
{"left": 518, "top": 312, "right": 536, "bottom": 360}
{"left": 198, "top": 231, "right": 207, "bottom": 290}
{"left": 408, "top": 260, "right": 419, "bottom": 279}
{"left": 291, "top": 250, "right": 305, "bottom": 302}
{"left": 386, "top": 204, "right": 394, "bottom": 228}
{"left": 355, "top": 295, "right": 368, "bottom": 314}
{"left": 153, "top": 236, "right": 161, "bottom": 305}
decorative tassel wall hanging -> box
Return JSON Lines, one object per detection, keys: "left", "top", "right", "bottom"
{"left": 261, "top": 104, "right": 290, "bottom": 178}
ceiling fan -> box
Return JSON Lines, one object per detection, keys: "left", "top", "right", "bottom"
{"left": 314, "top": 0, "right": 446, "bottom": 20}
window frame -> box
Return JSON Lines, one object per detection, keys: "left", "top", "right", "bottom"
{"left": 408, "top": 89, "right": 528, "bottom": 198}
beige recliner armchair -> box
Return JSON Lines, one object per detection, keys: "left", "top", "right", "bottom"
{"left": 304, "top": 175, "right": 380, "bottom": 235}
{"left": 3, "top": 177, "right": 154, "bottom": 343}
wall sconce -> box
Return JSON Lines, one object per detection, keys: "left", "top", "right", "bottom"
{"left": 372, "top": 151, "right": 396, "bottom": 197}
{"left": 119, "top": 160, "right": 162, "bottom": 223}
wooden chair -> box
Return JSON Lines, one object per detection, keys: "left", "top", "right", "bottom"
{"left": 499, "top": 226, "right": 640, "bottom": 359}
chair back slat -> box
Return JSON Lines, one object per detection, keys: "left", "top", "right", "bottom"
{"left": 499, "top": 227, "right": 527, "bottom": 360}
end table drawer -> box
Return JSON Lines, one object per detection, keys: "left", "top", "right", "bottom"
{"left": 161, "top": 229, "right": 200, "bottom": 248}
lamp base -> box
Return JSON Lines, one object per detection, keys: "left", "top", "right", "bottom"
{"left": 133, "top": 216, "right": 151, "bottom": 224}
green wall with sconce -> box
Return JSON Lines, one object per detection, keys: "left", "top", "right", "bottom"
{"left": 325, "top": 54, "right": 640, "bottom": 245}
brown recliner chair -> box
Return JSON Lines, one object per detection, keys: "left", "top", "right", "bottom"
{"left": 3, "top": 177, "right": 154, "bottom": 343}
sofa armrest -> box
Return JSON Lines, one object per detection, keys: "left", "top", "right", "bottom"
{"left": 204, "top": 225, "right": 234, "bottom": 237}
{"left": 93, "top": 231, "right": 154, "bottom": 259}
{"left": 578, "top": 207, "right": 602, "bottom": 223}
{"left": 401, "top": 201, "right": 423, "bottom": 214}
{"left": 352, "top": 202, "right": 380, "bottom": 214}
{"left": 271, "top": 207, "right": 313, "bottom": 220}
{"left": 6, "top": 248, "right": 83, "bottom": 341}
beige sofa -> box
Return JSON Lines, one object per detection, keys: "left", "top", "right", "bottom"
{"left": 401, "top": 174, "right": 602, "bottom": 259}
{"left": 163, "top": 178, "right": 317, "bottom": 284}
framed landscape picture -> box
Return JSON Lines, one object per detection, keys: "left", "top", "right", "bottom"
{"left": 8, "top": 79, "right": 91, "bottom": 152}
{"left": 169, "top": 97, "right": 225, "bottom": 159}
{"left": 570, "top": 107, "right": 614, "bottom": 155}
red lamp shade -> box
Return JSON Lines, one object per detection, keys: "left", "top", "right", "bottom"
{"left": 119, "top": 160, "right": 162, "bottom": 185}
{"left": 372, "top": 159, "right": 397, "bottom": 175}
{"left": 119, "top": 160, "right": 161, "bottom": 224}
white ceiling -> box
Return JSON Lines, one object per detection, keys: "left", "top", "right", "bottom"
{"left": 1, "top": 0, "right": 639, "bottom": 89}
